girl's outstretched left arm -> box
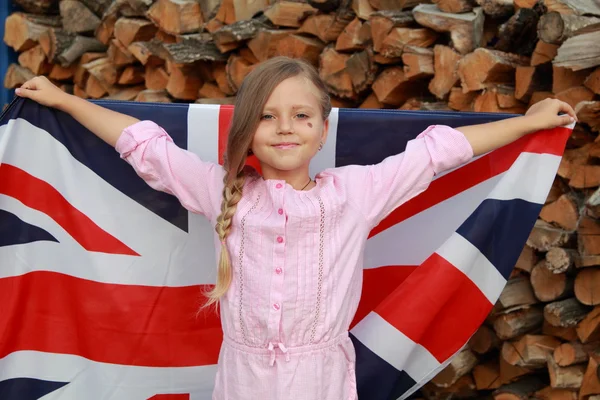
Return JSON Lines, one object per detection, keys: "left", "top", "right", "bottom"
{"left": 456, "top": 98, "right": 577, "bottom": 156}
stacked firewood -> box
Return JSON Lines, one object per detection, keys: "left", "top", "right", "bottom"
{"left": 3, "top": 0, "right": 600, "bottom": 398}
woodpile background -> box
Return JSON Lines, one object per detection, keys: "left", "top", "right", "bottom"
{"left": 3, "top": 0, "right": 600, "bottom": 398}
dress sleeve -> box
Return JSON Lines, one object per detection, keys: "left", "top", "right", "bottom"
{"left": 115, "top": 120, "right": 225, "bottom": 221}
{"left": 327, "top": 125, "right": 473, "bottom": 228}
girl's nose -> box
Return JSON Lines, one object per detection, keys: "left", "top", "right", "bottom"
{"left": 277, "top": 118, "right": 293, "bottom": 134}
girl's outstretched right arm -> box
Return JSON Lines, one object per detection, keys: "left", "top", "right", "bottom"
{"left": 16, "top": 76, "right": 138, "bottom": 147}
{"left": 16, "top": 76, "right": 225, "bottom": 220}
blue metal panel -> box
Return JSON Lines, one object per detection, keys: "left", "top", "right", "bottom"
{"left": 1, "top": 2, "right": 21, "bottom": 109}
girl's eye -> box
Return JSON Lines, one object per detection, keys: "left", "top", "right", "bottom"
{"left": 260, "top": 114, "right": 273, "bottom": 120}
{"left": 297, "top": 113, "right": 309, "bottom": 119}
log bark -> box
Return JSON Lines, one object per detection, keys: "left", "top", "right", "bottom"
{"left": 544, "top": 298, "right": 592, "bottom": 327}
{"left": 13, "top": 0, "right": 59, "bottom": 14}
{"left": 458, "top": 48, "right": 529, "bottom": 92}
{"left": 547, "top": 355, "right": 586, "bottom": 390}
{"left": 538, "top": 12, "right": 600, "bottom": 45}
{"left": 146, "top": 0, "right": 204, "bottom": 35}
{"left": 18, "top": 44, "right": 52, "bottom": 75}
{"left": 554, "top": 31, "right": 600, "bottom": 71}
{"left": 476, "top": 0, "right": 514, "bottom": 18}
{"left": 3, "top": 64, "right": 35, "bottom": 89}
{"left": 501, "top": 334, "right": 562, "bottom": 368}
{"left": 430, "top": 348, "right": 478, "bottom": 388}
{"left": 40, "top": 28, "right": 107, "bottom": 66}
{"left": 554, "top": 341, "right": 598, "bottom": 366}
{"left": 495, "top": 7, "right": 542, "bottom": 56}
{"left": 319, "top": 46, "right": 356, "bottom": 99}
{"left": 59, "top": 0, "right": 101, "bottom": 34}
{"left": 4, "top": 12, "right": 62, "bottom": 53}
{"left": 346, "top": 48, "right": 378, "bottom": 93}
{"left": 493, "top": 376, "right": 547, "bottom": 400}
{"left": 413, "top": 4, "right": 484, "bottom": 55}
{"left": 493, "top": 306, "right": 544, "bottom": 340}
{"left": 531, "top": 261, "right": 574, "bottom": 302}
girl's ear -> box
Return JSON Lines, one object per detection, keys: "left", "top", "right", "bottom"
{"left": 321, "top": 118, "right": 330, "bottom": 144}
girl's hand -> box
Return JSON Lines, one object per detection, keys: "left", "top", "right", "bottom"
{"left": 525, "top": 98, "right": 578, "bottom": 131}
{"left": 15, "top": 76, "right": 70, "bottom": 110}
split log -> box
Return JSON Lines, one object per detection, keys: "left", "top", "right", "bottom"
{"left": 429, "top": 44, "right": 461, "bottom": 99}
{"left": 473, "top": 361, "right": 501, "bottom": 390}
{"left": 3, "top": 64, "right": 36, "bottom": 89}
{"left": 543, "top": 320, "right": 579, "bottom": 342}
{"left": 82, "top": 57, "right": 118, "bottom": 86}
{"left": 544, "top": 297, "right": 592, "bottom": 327}
{"left": 501, "top": 334, "right": 562, "bottom": 368}
{"left": 543, "top": 0, "right": 600, "bottom": 17}
{"left": 495, "top": 7, "right": 541, "bottom": 56}
{"left": 476, "top": 0, "right": 514, "bottom": 18}
{"left": 299, "top": 5, "right": 355, "bottom": 43}
{"left": 113, "top": 17, "right": 158, "bottom": 47}
{"left": 226, "top": 54, "right": 255, "bottom": 93}
{"left": 538, "top": 12, "right": 600, "bottom": 45}
{"left": 555, "top": 85, "right": 595, "bottom": 109}
{"left": 578, "top": 216, "right": 600, "bottom": 255}
{"left": 146, "top": 0, "right": 204, "bottom": 35}
{"left": 526, "top": 220, "right": 572, "bottom": 252}
{"left": 580, "top": 353, "right": 600, "bottom": 398}
{"left": 198, "top": 82, "right": 227, "bottom": 99}
{"left": 4, "top": 12, "right": 62, "bottom": 52}
{"left": 531, "top": 40, "right": 559, "bottom": 66}
{"left": 49, "top": 63, "right": 76, "bottom": 81}
{"left": 413, "top": 4, "right": 484, "bottom": 55}
{"left": 379, "top": 27, "right": 438, "bottom": 58}
{"left": 18, "top": 44, "right": 52, "bottom": 75}
{"left": 539, "top": 194, "right": 579, "bottom": 231}
{"left": 584, "top": 67, "right": 600, "bottom": 94}
{"left": 552, "top": 65, "right": 591, "bottom": 93}
{"left": 545, "top": 247, "right": 576, "bottom": 274}
{"left": 368, "top": 10, "right": 414, "bottom": 53}
{"left": 371, "top": 65, "right": 426, "bottom": 105}
{"left": 135, "top": 89, "right": 172, "bottom": 102}
{"left": 162, "top": 40, "right": 228, "bottom": 64}
{"left": 59, "top": 0, "right": 100, "bottom": 34}
{"left": 430, "top": 348, "right": 478, "bottom": 388}
{"left": 336, "top": 17, "right": 366, "bottom": 52}
{"left": 401, "top": 45, "right": 433, "bottom": 80}
{"left": 128, "top": 40, "right": 165, "bottom": 66}
{"left": 499, "top": 276, "right": 539, "bottom": 309}
{"left": 448, "top": 86, "right": 477, "bottom": 110}
{"left": 275, "top": 34, "right": 325, "bottom": 66}
{"left": 144, "top": 65, "right": 169, "bottom": 90}
{"left": 399, "top": 98, "right": 451, "bottom": 110}
{"left": 469, "top": 324, "right": 500, "bottom": 354}
{"left": 346, "top": 48, "right": 378, "bottom": 93}
{"left": 515, "top": 245, "right": 537, "bottom": 273}
{"left": 359, "top": 92, "right": 383, "bottom": 108}
{"left": 166, "top": 63, "right": 203, "bottom": 100}
{"left": 40, "top": 28, "right": 107, "bottom": 66}
{"left": 457, "top": 48, "right": 529, "bottom": 93}
{"left": 531, "top": 261, "right": 574, "bottom": 302}
{"left": 493, "top": 376, "right": 546, "bottom": 400}
{"left": 547, "top": 355, "right": 586, "bottom": 390}
{"left": 353, "top": 0, "right": 375, "bottom": 19}
{"left": 95, "top": 12, "right": 118, "bottom": 46}
{"left": 575, "top": 268, "right": 600, "bottom": 306}
{"left": 575, "top": 101, "right": 600, "bottom": 133}
{"left": 515, "top": 64, "right": 552, "bottom": 102}
{"left": 576, "top": 306, "right": 600, "bottom": 343}
{"left": 433, "top": 0, "right": 476, "bottom": 13}
{"left": 108, "top": 38, "right": 136, "bottom": 67}
{"left": 533, "top": 386, "right": 578, "bottom": 400}
{"left": 247, "top": 30, "right": 293, "bottom": 62}
{"left": 493, "top": 306, "right": 544, "bottom": 340}
{"left": 319, "top": 46, "right": 356, "bottom": 98}
{"left": 264, "top": 1, "right": 318, "bottom": 28}
{"left": 554, "top": 341, "right": 598, "bottom": 367}
{"left": 553, "top": 31, "right": 600, "bottom": 71}
{"left": 309, "top": 0, "right": 341, "bottom": 12}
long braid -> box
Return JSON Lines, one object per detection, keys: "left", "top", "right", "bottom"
{"left": 203, "top": 171, "right": 246, "bottom": 309}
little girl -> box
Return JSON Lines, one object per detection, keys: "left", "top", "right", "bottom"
{"left": 16, "top": 56, "right": 576, "bottom": 400}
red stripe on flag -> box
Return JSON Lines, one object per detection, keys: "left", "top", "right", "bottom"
{"left": 374, "top": 253, "right": 492, "bottom": 362}
{"left": 217, "top": 105, "right": 262, "bottom": 173}
{"left": 350, "top": 265, "right": 417, "bottom": 330}
{"left": 148, "top": 395, "right": 190, "bottom": 399}
{"left": 370, "top": 126, "right": 570, "bottom": 238}
{"left": 0, "top": 164, "right": 138, "bottom": 256}
{"left": 0, "top": 271, "right": 222, "bottom": 367}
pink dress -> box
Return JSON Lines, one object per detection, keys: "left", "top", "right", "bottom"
{"left": 115, "top": 121, "right": 473, "bottom": 400}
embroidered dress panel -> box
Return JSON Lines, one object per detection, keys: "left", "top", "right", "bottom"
{"left": 115, "top": 121, "right": 474, "bottom": 400}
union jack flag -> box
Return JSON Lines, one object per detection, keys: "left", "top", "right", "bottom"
{"left": 0, "top": 97, "right": 571, "bottom": 399}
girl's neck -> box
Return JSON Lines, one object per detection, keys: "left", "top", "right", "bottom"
{"left": 261, "top": 165, "right": 313, "bottom": 191}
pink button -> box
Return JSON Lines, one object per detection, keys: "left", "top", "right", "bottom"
{"left": 276, "top": 183, "right": 283, "bottom": 189}
{"left": 278, "top": 208, "right": 283, "bottom": 215}
{"left": 273, "top": 303, "right": 280, "bottom": 311}
{"left": 277, "top": 236, "right": 283, "bottom": 243}
{"left": 275, "top": 267, "right": 282, "bottom": 274}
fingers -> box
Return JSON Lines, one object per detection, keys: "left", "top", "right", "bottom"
{"left": 555, "top": 99, "right": 578, "bottom": 121}
{"left": 558, "top": 114, "right": 575, "bottom": 127}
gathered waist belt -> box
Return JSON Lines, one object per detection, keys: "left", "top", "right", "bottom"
{"left": 222, "top": 332, "right": 349, "bottom": 366}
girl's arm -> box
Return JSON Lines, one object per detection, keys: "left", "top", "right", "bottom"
{"left": 457, "top": 98, "right": 577, "bottom": 156}
{"left": 16, "top": 75, "right": 137, "bottom": 147}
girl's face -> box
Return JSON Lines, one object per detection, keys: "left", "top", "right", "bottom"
{"left": 250, "top": 75, "right": 328, "bottom": 179}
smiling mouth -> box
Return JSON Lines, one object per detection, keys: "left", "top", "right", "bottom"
{"left": 273, "top": 143, "right": 299, "bottom": 149}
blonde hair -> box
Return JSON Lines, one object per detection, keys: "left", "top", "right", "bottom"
{"left": 202, "top": 56, "right": 332, "bottom": 309}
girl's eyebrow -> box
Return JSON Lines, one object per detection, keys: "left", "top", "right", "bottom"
{"left": 263, "top": 104, "right": 316, "bottom": 112}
